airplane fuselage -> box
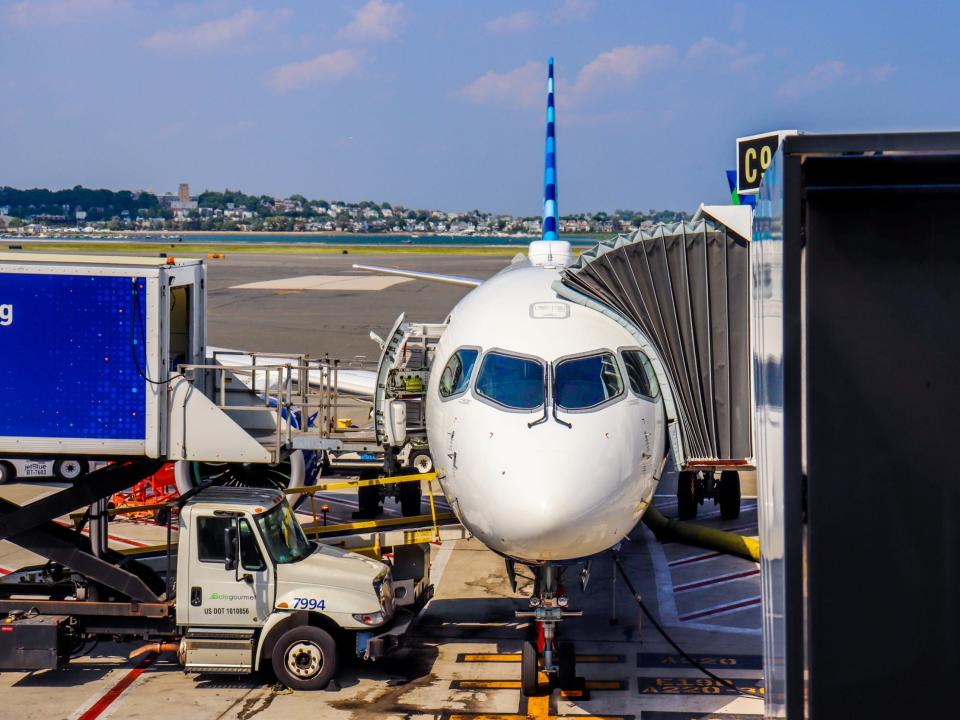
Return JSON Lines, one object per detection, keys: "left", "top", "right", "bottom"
{"left": 426, "top": 260, "right": 666, "bottom": 565}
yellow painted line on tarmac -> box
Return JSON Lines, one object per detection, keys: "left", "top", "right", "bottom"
{"left": 457, "top": 653, "right": 623, "bottom": 663}
{"left": 450, "top": 679, "right": 626, "bottom": 691}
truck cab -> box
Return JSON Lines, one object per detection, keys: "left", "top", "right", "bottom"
{"left": 176, "top": 487, "right": 410, "bottom": 690}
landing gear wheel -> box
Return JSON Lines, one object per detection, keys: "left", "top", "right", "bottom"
{"left": 718, "top": 470, "right": 741, "bottom": 520}
{"left": 677, "top": 470, "right": 698, "bottom": 520}
{"left": 521, "top": 635, "right": 541, "bottom": 697}
{"left": 174, "top": 451, "right": 306, "bottom": 496}
{"left": 410, "top": 451, "right": 433, "bottom": 474}
{"left": 271, "top": 625, "right": 337, "bottom": 691}
{"left": 357, "top": 470, "right": 381, "bottom": 518}
{"left": 399, "top": 481, "right": 422, "bottom": 517}
{"left": 54, "top": 459, "right": 88, "bottom": 481}
{"left": 0, "top": 462, "right": 14, "bottom": 485}
{"left": 558, "top": 641, "right": 576, "bottom": 690}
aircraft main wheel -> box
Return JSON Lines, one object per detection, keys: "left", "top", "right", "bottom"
{"left": 410, "top": 451, "right": 433, "bottom": 474}
{"left": 558, "top": 641, "right": 576, "bottom": 689}
{"left": 520, "top": 635, "right": 541, "bottom": 697}
{"left": 271, "top": 625, "right": 337, "bottom": 691}
{"left": 174, "top": 450, "right": 306, "bottom": 496}
{"left": 0, "top": 462, "right": 14, "bottom": 485}
{"left": 677, "top": 471, "right": 698, "bottom": 520}
{"left": 718, "top": 470, "right": 741, "bottom": 520}
{"left": 399, "top": 481, "right": 422, "bottom": 517}
{"left": 54, "top": 459, "right": 88, "bottom": 481}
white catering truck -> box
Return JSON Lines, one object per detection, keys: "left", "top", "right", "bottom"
{"left": 0, "top": 484, "right": 429, "bottom": 690}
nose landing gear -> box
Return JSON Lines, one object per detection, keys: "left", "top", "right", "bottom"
{"left": 515, "top": 564, "right": 582, "bottom": 696}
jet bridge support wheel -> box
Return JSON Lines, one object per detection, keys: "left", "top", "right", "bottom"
{"left": 718, "top": 470, "right": 741, "bottom": 520}
{"left": 677, "top": 471, "right": 698, "bottom": 520}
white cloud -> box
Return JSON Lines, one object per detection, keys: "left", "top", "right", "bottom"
{"left": 778, "top": 60, "right": 848, "bottom": 100}
{"left": 556, "top": 0, "right": 596, "bottom": 23}
{"left": 870, "top": 63, "right": 896, "bottom": 81}
{"left": 461, "top": 61, "right": 545, "bottom": 109}
{"left": 7, "top": 0, "right": 126, "bottom": 26}
{"left": 142, "top": 8, "right": 284, "bottom": 52}
{"left": 486, "top": 10, "right": 537, "bottom": 35}
{"left": 337, "top": 0, "right": 404, "bottom": 42}
{"left": 269, "top": 49, "right": 366, "bottom": 93}
{"left": 687, "top": 37, "right": 764, "bottom": 73}
{"left": 572, "top": 44, "right": 676, "bottom": 94}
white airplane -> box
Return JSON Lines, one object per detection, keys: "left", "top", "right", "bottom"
{"left": 354, "top": 57, "right": 668, "bottom": 694}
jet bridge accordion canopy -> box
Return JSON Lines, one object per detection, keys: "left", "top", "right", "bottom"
{"left": 556, "top": 221, "right": 752, "bottom": 464}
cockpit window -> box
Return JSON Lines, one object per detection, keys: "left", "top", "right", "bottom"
{"left": 475, "top": 351, "right": 544, "bottom": 410}
{"left": 438, "top": 347, "right": 479, "bottom": 399}
{"left": 554, "top": 352, "right": 624, "bottom": 410}
{"left": 621, "top": 349, "right": 660, "bottom": 399}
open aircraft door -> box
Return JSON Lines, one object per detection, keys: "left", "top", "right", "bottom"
{"left": 373, "top": 314, "right": 447, "bottom": 471}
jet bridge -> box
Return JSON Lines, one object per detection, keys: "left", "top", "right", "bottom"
{"left": 554, "top": 216, "right": 753, "bottom": 470}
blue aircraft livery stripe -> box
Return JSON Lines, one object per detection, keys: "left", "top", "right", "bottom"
{"left": 542, "top": 56, "right": 559, "bottom": 241}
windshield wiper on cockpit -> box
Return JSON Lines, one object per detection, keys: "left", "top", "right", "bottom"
{"left": 550, "top": 362, "right": 572, "bottom": 428}
{"left": 527, "top": 368, "right": 549, "bottom": 428}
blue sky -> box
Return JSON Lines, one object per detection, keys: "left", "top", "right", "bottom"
{"left": 0, "top": 0, "right": 954, "bottom": 214}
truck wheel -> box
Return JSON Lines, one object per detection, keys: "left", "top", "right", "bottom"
{"left": 399, "top": 481, "right": 422, "bottom": 517}
{"left": 357, "top": 470, "right": 381, "bottom": 518}
{"left": 0, "top": 462, "right": 14, "bottom": 485}
{"left": 677, "top": 471, "right": 698, "bottom": 520}
{"left": 54, "top": 459, "right": 88, "bottom": 481}
{"left": 718, "top": 471, "right": 741, "bottom": 520}
{"left": 271, "top": 625, "right": 338, "bottom": 691}
{"left": 521, "top": 635, "right": 541, "bottom": 697}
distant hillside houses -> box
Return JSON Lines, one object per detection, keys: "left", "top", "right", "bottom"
{"left": 0, "top": 185, "right": 690, "bottom": 236}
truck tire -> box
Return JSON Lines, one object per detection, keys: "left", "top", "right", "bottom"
{"left": 399, "top": 481, "right": 422, "bottom": 517}
{"left": 718, "top": 470, "right": 741, "bottom": 520}
{"left": 271, "top": 625, "right": 338, "bottom": 691}
{"left": 0, "top": 462, "right": 14, "bottom": 485}
{"left": 677, "top": 471, "right": 698, "bottom": 520}
{"left": 54, "top": 459, "right": 88, "bottom": 481}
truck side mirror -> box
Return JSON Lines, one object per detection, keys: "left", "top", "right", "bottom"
{"left": 224, "top": 525, "right": 238, "bottom": 572}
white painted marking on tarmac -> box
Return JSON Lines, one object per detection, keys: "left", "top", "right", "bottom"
{"left": 429, "top": 541, "right": 455, "bottom": 592}
{"left": 231, "top": 275, "right": 411, "bottom": 291}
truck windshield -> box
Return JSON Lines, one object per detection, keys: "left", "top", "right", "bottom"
{"left": 255, "top": 503, "right": 313, "bottom": 564}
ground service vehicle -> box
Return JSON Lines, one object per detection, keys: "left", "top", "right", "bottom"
{"left": 0, "top": 485, "right": 426, "bottom": 690}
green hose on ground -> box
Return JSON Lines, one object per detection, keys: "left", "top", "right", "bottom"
{"left": 642, "top": 506, "right": 760, "bottom": 562}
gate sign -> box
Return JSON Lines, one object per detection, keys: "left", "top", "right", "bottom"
{"left": 736, "top": 130, "right": 798, "bottom": 194}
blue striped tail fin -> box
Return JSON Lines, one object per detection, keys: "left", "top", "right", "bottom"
{"left": 542, "top": 57, "right": 559, "bottom": 241}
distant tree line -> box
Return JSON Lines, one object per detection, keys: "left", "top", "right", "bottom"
{"left": 0, "top": 185, "right": 158, "bottom": 220}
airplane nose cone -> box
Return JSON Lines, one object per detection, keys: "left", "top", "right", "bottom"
{"left": 449, "top": 433, "right": 645, "bottom": 562}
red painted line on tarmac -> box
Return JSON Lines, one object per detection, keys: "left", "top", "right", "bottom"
{"left": 75, "top": 652, "right": 158, "bottom": 720}
{"left": 54, "top": 521, "right": 149, "bottom": 548}
{"left": 668, "top": 551, "right": 722, "bottom": 567}
{"left": 679, "top": 596, "right": 762, "bottom": 622}
{"left": 674, "top": 568, "right": 760, "bottom": 593}
{"left": 0, "top": 567, "right": 12, "bottom": 576}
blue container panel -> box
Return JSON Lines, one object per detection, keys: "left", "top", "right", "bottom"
{"left": 0, "top": 273, "right": 147, "bottom": 441}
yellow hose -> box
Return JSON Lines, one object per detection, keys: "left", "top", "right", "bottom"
{"left": 642, "top": 506, "right": 760, "bottom": 563}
